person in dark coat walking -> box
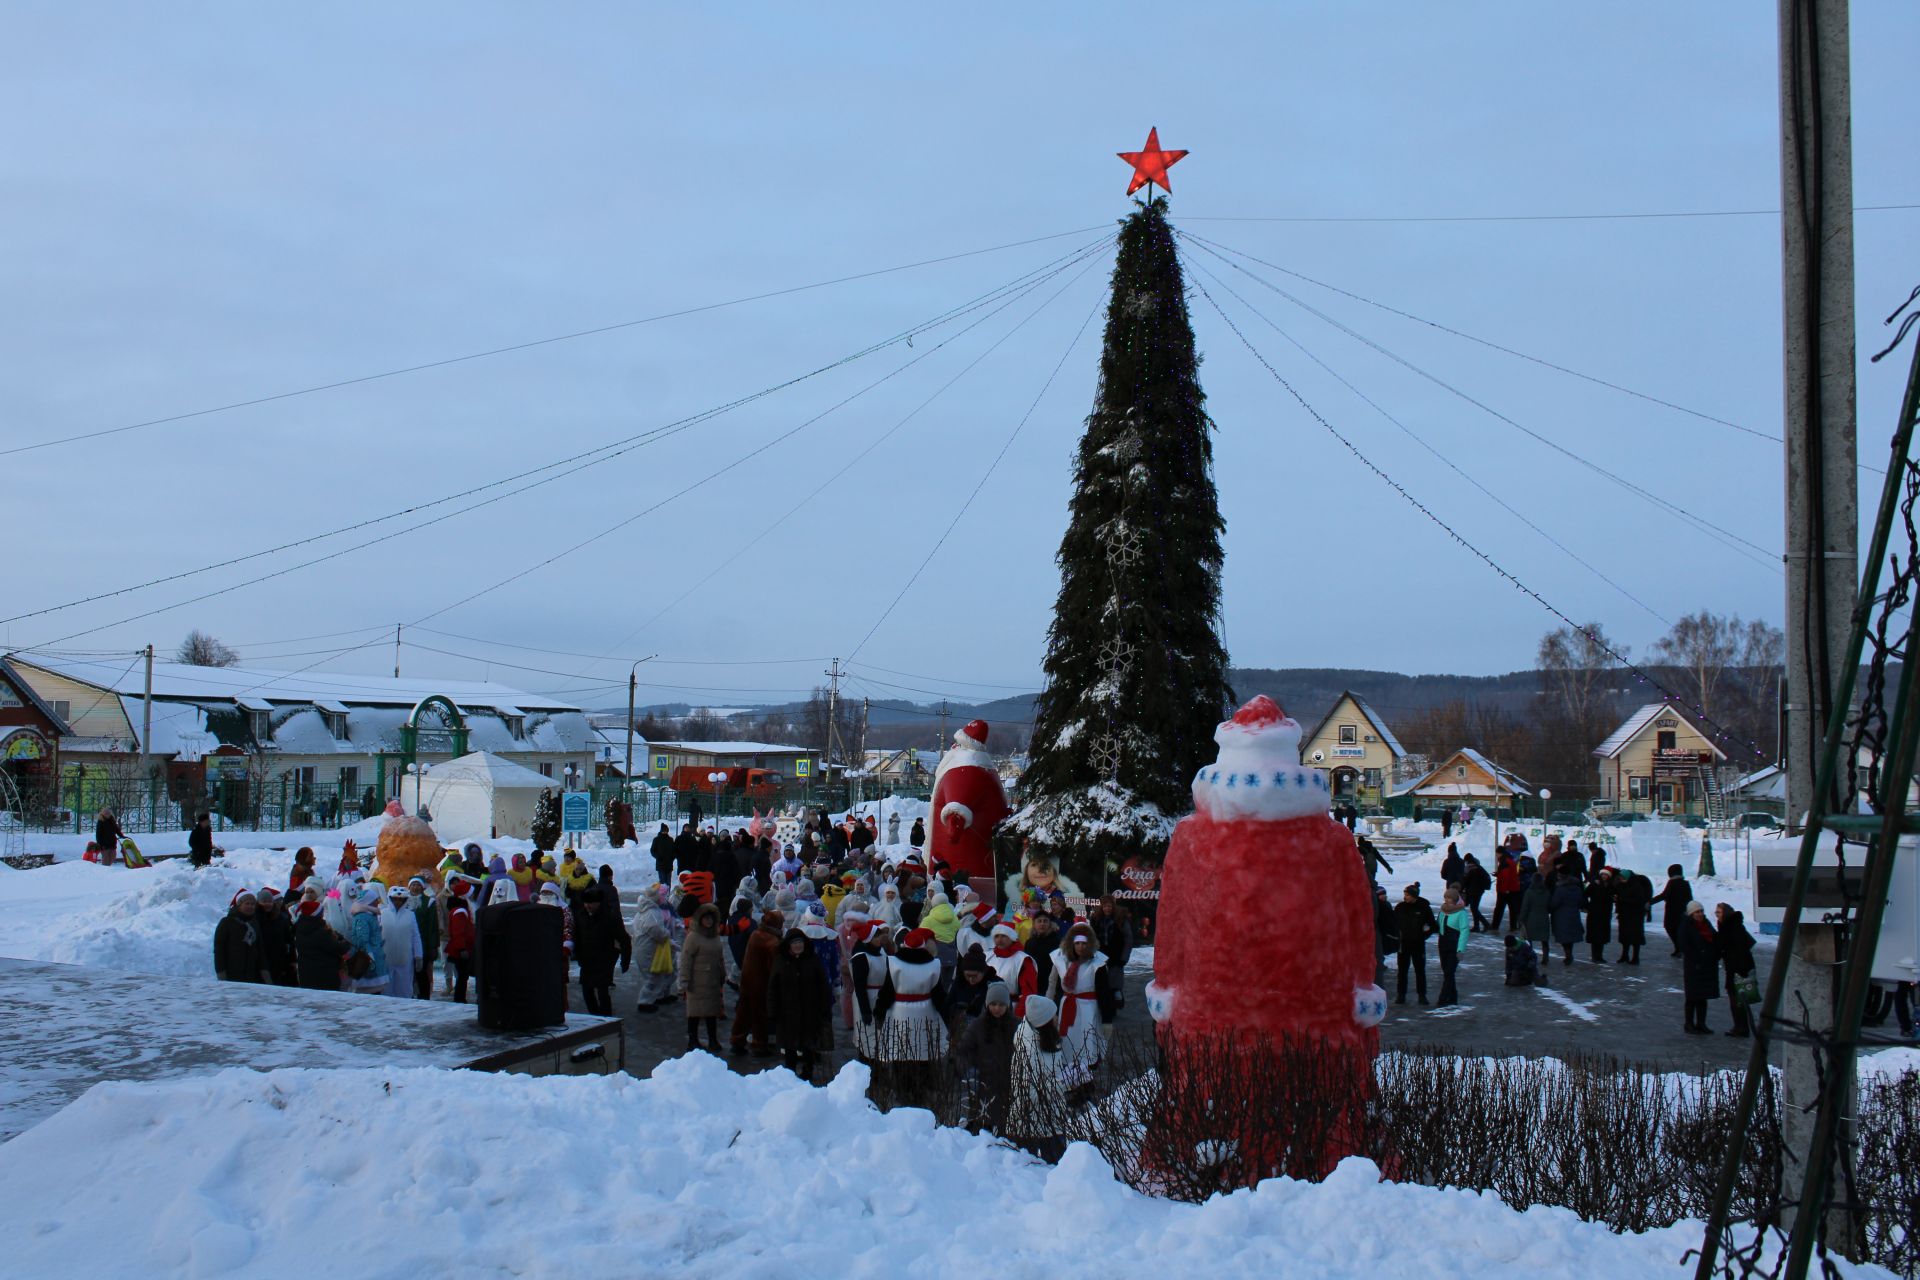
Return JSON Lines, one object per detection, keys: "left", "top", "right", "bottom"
{"left": 1586, "top": 843, "right": 1607, "bottom": 884}
{"left": 1549, "top": 876, "right": 1585, "bottom": 965}
{"left": 1372, "top": 883, "right": 1398, "bottom": 969}
{"left": 768, "top": 927, "right": 833, "bottom": 1081}
{"left": 1678, "top": 901, "right": 1721, "bottom": 1033}
{"left": 1583, "top": 868, "right": 1615, "bottom": 962}
{"left": 1439, "top": 843, "right": 1466, "bottom": 890}
{"left": 213, "top": 891, "right": 268, "bottom": 982}
{"left": 1460, "top": 855, "right": 1493, "bottom": 932}
{"left": 1715, "top": 902, "right": 1757, "bottom": 1037}
{"left": 909, "top": 817, "right": 926, "bottom": 849}
{"left": 571, "top": 887, "right": 622, "bottom": 1016}
{"left": 674, "top": 824, "right": 699, "bottom": 879}
{"left": 596, "top": 864, "right": 633, "bottom": 967}
{"left": 1490, "top": 849, "right": 1522, "bottom": 932}
{"left": 1648, "top": 864, "right": 1694, "bottom": 957}
{"left": 1392, "top": 884, "right": 1438, "bottom": 1005}
{"left": 1614, "top": 868, "right": 1650, "bottom": 963}
{"left": 1519, "top": 874, "right": 1553, "bottom": 985}
{"left": 651, "top": 824, "right": 675, "bottom": 886}
{"left": 1439, "top": 807, "right": 1454, "bottom": 839}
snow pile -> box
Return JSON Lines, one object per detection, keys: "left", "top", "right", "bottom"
{"left": 0, "top": 1053, "right": 1811, "bottom": 1280}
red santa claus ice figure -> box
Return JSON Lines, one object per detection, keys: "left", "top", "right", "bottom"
{"left": 1147, "top": 695, "right": 1387, "bottom": 1170}
{"left": 928, "top": 719, "right": 1010, "bottom": 888}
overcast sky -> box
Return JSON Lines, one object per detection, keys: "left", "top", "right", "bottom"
{"left": 4, "top": 3, "right": 1916, "bottom": 713}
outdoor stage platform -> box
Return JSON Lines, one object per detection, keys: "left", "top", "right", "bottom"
{"left": 0, "top": 957, "right": 624, "bottom": 1140}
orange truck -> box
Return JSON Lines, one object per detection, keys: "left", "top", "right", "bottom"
{"left": 667, "top": 765, "right": 786, "bottom": 799}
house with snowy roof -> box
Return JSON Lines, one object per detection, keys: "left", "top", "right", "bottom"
{"left": 1592, "top": 701, "right": 1726, "bottom": 818}
{"left": 1298, "top": 691, "right": 1405, "bottom": 808}
{"left": 1398, "top": 748, "right": 1532, "bottom": 817}
{"left": 1, "top": 652, "right": 592, "bottom": 822}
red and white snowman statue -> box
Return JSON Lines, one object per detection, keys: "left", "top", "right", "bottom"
{"left": 927, "top": 719, "right": 1011, "bottom": 894}
{"left": 1148, "top": 695, "right": 1387, "bottom": 1170}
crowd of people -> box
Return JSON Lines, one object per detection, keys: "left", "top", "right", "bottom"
{"left": 206, "top": 811, "right": 1137, "bottom": 1150}
{"left": 1372, "top": 831, "right": 1761, "bottom": 1036}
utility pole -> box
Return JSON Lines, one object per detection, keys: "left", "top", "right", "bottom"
{"left": 936, "top": 699, "right": 950, "bottom": 751}
{"left": 624, "top": 655, "right": 657, "bottom": 788}
{"left": 140, "top": 644, "right": 154, "bottom": 823}
{"left": 860, "top": 696, "right": 870, "bottom": 762}
{"left": 393, "top": 623, "right": 403, "bottom": 680}
{"left": 824, "top": 658, "right": 844, "bottom": 778}
{"left": 1777, "top": 0, "right": 1857, "bottom": 1251}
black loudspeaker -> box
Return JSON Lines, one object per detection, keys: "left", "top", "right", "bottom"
{"left": 476, "top": 902, "right": 566, "bottom": 1030}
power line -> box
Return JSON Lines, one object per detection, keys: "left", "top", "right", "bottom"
{"left": 2, "top": 237, "right": 1107, "bottom": 634}
{"left": 1187, "top": 271, "right": 1770, "bottom": 761}
{"left": 1176, "top": 228, "right": 1782, "bottom": 571}
{"left": 1177, "top": 227, "right": 1788, "bottom": 449}
{"left": 1180, "top": 254, "right": 1673, "bottom": 626}
{"left": 407, "top": 244, "right": 1110, "bottom": 635}
{"left": 1, "top": 224, "right": 1111, "bottom": 459}
{"left": 406, "top": 627, "right": 825, "bottom": 667}
{"left": 848, "top": 286, "right": 1103, "bottom": 661}
{"left": 615, "top": 250, "right": 1107, "bottom": 666}
{"left": 1176, "top": 202, "right": 1920, "bottom": 224}
{"left": 844, "top": 659, "right": 1037, "bottom": 692}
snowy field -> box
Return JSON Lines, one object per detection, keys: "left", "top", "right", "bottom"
{"left": 0, "top": 1052, "right": 1877, "bottom": 1280}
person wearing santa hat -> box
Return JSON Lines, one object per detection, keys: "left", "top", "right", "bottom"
{"left": 958, "top": 901, "right": 999, "bottom": 961}
{"left": 213, "top": 890, "right": 268, "bottom": 984}
{"left": 848, "top": 919, "right": 894, "bottom": 1063}
{"left": 985, "top": 921, "right": 1039, "bottom": 1018}
{"left": 876, "top": 927, "right": 948, "bottom": 1066}
{"left": 928, "top": 720, "right": 1011, "bottom": 883}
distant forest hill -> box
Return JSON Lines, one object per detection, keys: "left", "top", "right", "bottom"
{"left": 619, "top": 667, "right": 1602, "bottom": 754}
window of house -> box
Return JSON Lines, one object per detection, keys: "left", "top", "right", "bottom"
{"left": 292, "top": 766, "right": 315, "bottom": 797}
{"left": 339, "top": 766, "right": 359, "bottom": 794}
{"left": 1338, "top": 724, "right": 1357, "bottom": 744}
{"left": 1656, "top": 730, "right": 1677, "bottom": 751}
{"left": 539, "top": 762, "right": 553, "bottom": 778}
{"left": 503, "top": 715, "right": 526, "bottom": 739}
{"left": 1629, "top": 776, "right": 1651, "bottom": 799}
{"left": 0, "top": 684, "right": 18, "bottom": 708}
{"left": 1363, "top": 768, "right": 1382, "bottom": 790}
{"left": 249, "top": 710, "right": 271, "bottom": 741}
{"left": 1455, "top": 765, "right": 1468, "bottom": 779}
{"left": 52, "top": 700, "right": 71, "bottom": 721}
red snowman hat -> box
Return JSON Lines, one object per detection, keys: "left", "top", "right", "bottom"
{"left": 900, "top": 927, "right": 935, "bottom": 951}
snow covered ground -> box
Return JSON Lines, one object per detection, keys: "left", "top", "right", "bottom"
{"left": 0, "top": 1053, "right": 1866, "bottom": 1280}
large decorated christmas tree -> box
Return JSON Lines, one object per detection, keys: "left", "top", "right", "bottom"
{"left": 1009, "top": 137, "right": 1233, "bottom": 890}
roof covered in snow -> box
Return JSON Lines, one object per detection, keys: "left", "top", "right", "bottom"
{"left": 6, "top": 653, "right": 580, "bottom": 712}
{"left": 1400, "top": 747, "right": 1531, "bottom": 797}
{"left": 1592, "top": 702, "right": 1726, "bottom": 761}
{"left": 1302, "top": 691, "right": 1405, "bottom": 758}
{"left": 424, "top": 751, "right": 557, "bottom": 790}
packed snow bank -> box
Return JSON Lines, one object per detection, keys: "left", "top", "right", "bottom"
{"left": 0, "top": 1054, "right": 1843, "bottom": 1280}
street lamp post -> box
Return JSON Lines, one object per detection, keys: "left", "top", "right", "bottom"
{"left": 708, "top": 770, "right": 727, "bottom": 830}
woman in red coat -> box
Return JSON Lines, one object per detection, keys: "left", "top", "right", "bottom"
{"left": 1490, "top": 849, "right": 1522, "bottom": 932}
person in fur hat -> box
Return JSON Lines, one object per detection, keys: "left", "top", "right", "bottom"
{"left": 769, "top": 927, "right": 834, "bottom": 1082}
{"left": 731, "top": 910, "right": 784, "bottom": 1056}
{"left": 679, "top": 902, "right": 727, "bottom": 1053}
{"left": 875, "top": 926, "right": 948, "bottom": 1064}
{"left": 1047, "top": 921, "right": 1115, "bottom": 1088}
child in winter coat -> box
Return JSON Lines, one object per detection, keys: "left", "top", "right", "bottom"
{"left": 1006, "top": 994, "right": 1066, "bottom": 1158}
{"left": 1502, "top": 933, "right": 1538, "bottom": 987}
{"left": 956, "top": 981, "right": 1017, "bottom": 1133}
{"left": 347, "top": 887, "right": 389, "bottom": 993}
{"left": 768, "top": 927, "right": 834, "bottom": 1081}
{"left": 731, "top": 912, "right": 785, "bottom": 1056}
{"left": 680, "top": 903, "right": 728, "bottom": 1052}
{"left": 444, "top": 882, "right": 476, "bottom": 1003}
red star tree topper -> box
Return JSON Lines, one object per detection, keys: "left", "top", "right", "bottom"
{"left": 1117, "top": 126, "right": 1188, "bottom": 195}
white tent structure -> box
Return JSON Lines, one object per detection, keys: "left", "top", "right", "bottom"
{"left": 400, "top": 751, "right": 555, "bottom": 844}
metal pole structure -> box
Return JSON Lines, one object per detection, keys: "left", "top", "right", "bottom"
{"left": 394, "top": 624, "right": 402, "bottom": 679}
{"left": 1693, "top": 261, "right": 1920, "bottom": 1280}
{"left": 1777, "top": 0, "right": 1857, "bottom": 1253}
{"left": 1781, "top": 0, "right": 1857, "bottom": 831}
{"left": 140, "top": 644, "right": 153, "bottom": 828}
{"left": 825, "top": 658, "right": 844, "bottom": 792}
